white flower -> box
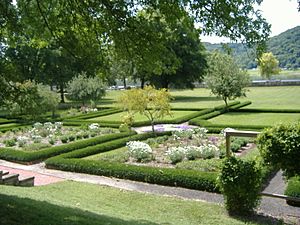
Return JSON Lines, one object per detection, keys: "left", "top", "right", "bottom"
{"left": 89, "top": 123, "right": 100, "bottom": 130}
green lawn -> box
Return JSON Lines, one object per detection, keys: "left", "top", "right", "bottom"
{"left": 208, "top": 112, "right": 300, "bottom": 126}
{"left": 100, "top": 86, "right": 300, "bottom": 109}
{"left": 247, "top": 68, "right": 300, "bottom": 80}
{"left": 0, "top": 181, "right": 280, "bottom": 225}
{"left": 87, "top": 110, "right": 197, "bottom": 122}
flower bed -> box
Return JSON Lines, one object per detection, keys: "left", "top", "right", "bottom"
{"left": 0, "top": 122, "right": 118, "bottom": 151}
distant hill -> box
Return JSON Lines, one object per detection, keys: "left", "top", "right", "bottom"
{"left": 204, "top": 26, "right": 300, "bottom": 69}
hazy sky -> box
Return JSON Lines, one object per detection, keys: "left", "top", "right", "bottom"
{"left": 201, "top": 0, "right": 300, "bottom": 43}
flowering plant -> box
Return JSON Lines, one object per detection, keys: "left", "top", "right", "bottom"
{"left": 126, "top": 141, "right": 153, "bottom": 162}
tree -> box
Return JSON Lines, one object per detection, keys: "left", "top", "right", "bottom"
{"left": 147, "top": 14, "right": 207, "bottom": 89}
{"left": 66, "top": 73, "right": 106, "bottom": 106}
{"left": 205, "top": 51, "right": 250, "bottom": 107}
{"left": 258, "top": 52, "right": 280, "bottom": 79}
{"left": 117, "top": 86, "right": 172, "bottom": 132}
{"left": 7, "top": 81, "right": 60, "bottom": 120}
{"left": 0, "top": 0, "right": 271, "bottom": 105}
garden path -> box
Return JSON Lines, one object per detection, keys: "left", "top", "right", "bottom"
{"left": 0, "top": 159, "right": 299, "bottom": 224}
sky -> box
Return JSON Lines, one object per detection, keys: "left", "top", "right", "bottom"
{"left": 200, "top": 0, "right": 300, "bottom": 43}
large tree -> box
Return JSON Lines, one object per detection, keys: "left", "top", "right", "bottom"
{"left": 1, "top": 0, "right": 270, "bottom": 104}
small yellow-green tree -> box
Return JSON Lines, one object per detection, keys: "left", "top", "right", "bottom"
{"left": 117, "top": 86, "right": 172, "bottom": 132}
{"left": 259, "top": 52, "right": 280, "bottom": 79}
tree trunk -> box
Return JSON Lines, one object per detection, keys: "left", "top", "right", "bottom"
{"left": 123, "top": 76, "right": 127, "bottom": 89}
{"left": 151, "top": 121, "right": 155, "bottom": 133}
{"left": 141, "top": 76, "right": 145, "bottom": 89}
{"left": 59, "top": 84, "right": 65, "bottom": 103}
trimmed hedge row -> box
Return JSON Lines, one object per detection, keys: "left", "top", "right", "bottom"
{"left": 45, "top": 131, "right": 219, "bottom": 192}
{"left": 229, "top": 101, "right": 252, "bottom": 110}
{"left": 132, "top": 108, "right": 215, "bottom": 127}
{"left": 46, "top": 158, "right": 219, "bottom": 192}
{"left": 189, "top": 119, "right": 267, "bottom": 131}
{"left": 65, "top": 108, "right": 122, "bottom": 121}
{"left": 45, "top": 132, "right": 219, "bottom": 192}
{"left": 214, "top": 101, "right": 240, "bottom": 111}
{"left": 0, "top": 118, "right": 17, "bottom": 125}
{"left": 230, "top": 108, "right": 300, "bottom": 113}
{"left": 62, "top": 121, "right": 121, "bottom": 128}
{"left": 285, "top": 176, "right": 300, "bottom": 206}
{"left": 0, "top": 131, "right": 135, "bottom": 163}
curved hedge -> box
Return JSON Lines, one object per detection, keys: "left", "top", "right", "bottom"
{"left": 0, "top": 131, "right": 135, "bottom": 163}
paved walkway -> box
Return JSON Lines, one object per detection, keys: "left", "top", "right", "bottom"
{"left": 0, "top": 159, "right": 299, "bottom": 224}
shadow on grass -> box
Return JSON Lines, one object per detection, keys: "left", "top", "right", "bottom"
{"left": 229, "top": 213, "right": 285, "bottom": 225}
{"left": 172, "top": 96, "right": 221, "bottom": 102}
{"left": 0, "top": 193, "right": 159, "bottom": 225}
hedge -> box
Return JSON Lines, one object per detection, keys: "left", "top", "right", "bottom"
{"left": 0, "top": 131, "right": 135, "bottom": 163}
{"left": 45, "top": 131, "right": 219, "bottom": 192}
{"left": 229, "top": 101, "right": 252, "bottom": 110}
{"left": 285, "top": 176, "right": 300, "bottom": 206}
{"left": 65, "top": 108, "right": 122, "bottom": 121}
{"left": 0, "top": 118, "right": 17, "bottom": 125}
{"left": 46, "top": 158, "right": 219, "bottom": 192}
{"left": 214, "top": 101, "right": 240, "bottom": 111}
{"left": 132, "top": 109, "right": 215, "bottom": 127}
{"left": 188, "top": 119, "right": 267, "bottom": 131}
{"left": 230, "top": 108, "right": 300, "bottom": 113}
{"left": 62, "top": 121, "right": 121, "bottom": 128}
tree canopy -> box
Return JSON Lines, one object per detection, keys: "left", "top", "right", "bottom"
{"left": 259, "top": 52, "right": 280, "bottom": 79}
{"left": 0, "top": 0, "right": 270, "bottom": 105}
{"left": 205, "top": 51, "right": 250, "bottom": 107}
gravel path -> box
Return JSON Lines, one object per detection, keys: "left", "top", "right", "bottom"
{"left": 0, "top": 159, "right": 299, "bottom": 224}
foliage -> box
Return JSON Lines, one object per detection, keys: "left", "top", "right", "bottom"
{"left": 205, "top": 26, "right": 300, "bottom": 69}
{"left": 46, "top": 158, "right": 219, "bottom": 192}
{"left": 259, "top": 52, "right": 280, "bottom": 79}
{"left": 117, "top": 86, "right": 172, "bottom": 132}
{"left": 257, "top": 123, "right": 300, "bottom": 178}
{"left": 285, "top": 176, "right": 300, "bottom": 206}
{"left": 126, "top": 141, "right": 153, "bottom": 162}
{"left": 205, "top": 51, "right": 250, "bottom": 107}
{"left": 0, "top": 132, "right": 134, "bottom": 163}
{"left": 6, "top": 81, "right": 60, "bottom": 120}
{"left": 66, "top": 73, "right": 106, "bottom": 106}
{"left": 218, "top": 157, "right": 262, "bottom": 215}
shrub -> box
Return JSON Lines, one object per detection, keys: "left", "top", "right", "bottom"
{"left": 4, "top": 138, "right": 16, "bottom": 147}
{"left": 218, "top": 157, "right": 262, "bottom": 215}
{"left": 166, "top": 147, "right": 186, "bottom": 164}
{"left": 60, "top": 136, "right": 69, "bottom": 143}
{"left": 285, "top": 176, "right": 300, "bottom": 207}
{"left": 257, "top": 123, "right": 300, "bottom": 178}
{"left": 126, "top": 141, "right": 153, "bottom": 162}
{"left": 200, "top": 144, "right": 220, "bottom": 159}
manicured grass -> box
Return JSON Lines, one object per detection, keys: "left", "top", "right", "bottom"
{"left": 247, "top": 68, "right": 300, "bottom": 80}
{"left": 100, "top": 86, "right": 300, "bottom": 109}
{"left": 0, "top": 123, "right": 18, "bottom": 128}
{"left": 84, "top": 146, "right": 128, "bottom": 162}
{"left": 87, "top": 110, "right": 197, "bottom": 122}
{"left": 0, "top": 181, "right": 280, "bottom": 225}
{"left": 243, "top": 86, "right": 300, "bottom": 109}
{"left": 208, "top": 112, "right": 300, "bottom": 126}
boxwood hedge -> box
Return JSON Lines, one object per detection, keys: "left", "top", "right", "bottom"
{"left": 0, "top": 131, "right": 135, "bottom": 163}
{"left": 45, "top": 131, "right": 219, "bottom": 192}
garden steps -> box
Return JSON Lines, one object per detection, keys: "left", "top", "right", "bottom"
{"left": 0, "top": 170, "right": 34, "bottom": 187}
